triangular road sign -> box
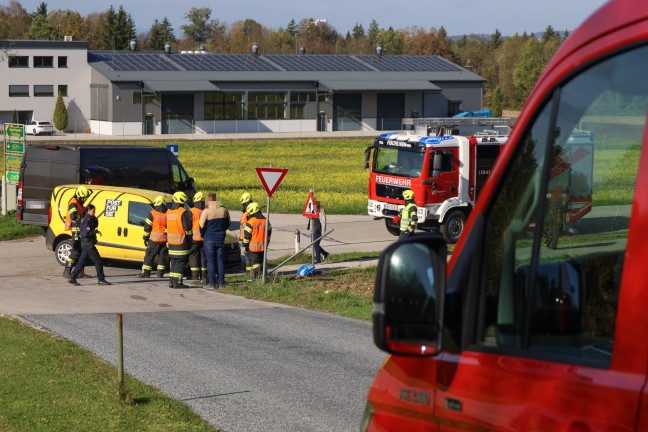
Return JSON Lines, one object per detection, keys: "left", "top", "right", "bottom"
{"left": 302, "top": 191, "right": 319, "bottom": 218}
{"left": 256, "top": 167, "right": 288, "bottom": 197}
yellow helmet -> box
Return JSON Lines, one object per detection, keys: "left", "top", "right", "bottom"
{"left": 75, "top": 185, "right": 91, "bottom": 199}
{"left": 246, "top": 202, "right": 259, "bottom": 215}
{"left": 239, "top": 192, "right": 252, "bottom": 204}
{"left": 172, "top": 191, "right": 188, "bottom": 204}
{"left": 193, "top": 191, "right": 204, "bottom": 202}
{"left": 402, "top": 189, "right": 414, "bottom": 200}
{"left": 153, "top": 195, "right": 166, "bottom": 207}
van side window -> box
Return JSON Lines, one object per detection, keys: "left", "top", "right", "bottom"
{"left": 172, "top": 163, "right": 188, "bottom": 189}
{"left": 475, "top": 44, "right": 646, "bottom": 367}
{"left": 128, "top": 202, "right": 152, "bottom": 227}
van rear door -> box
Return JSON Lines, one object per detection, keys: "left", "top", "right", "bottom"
{"left": 19, "top": 145, "right": 79, "bottom": 227}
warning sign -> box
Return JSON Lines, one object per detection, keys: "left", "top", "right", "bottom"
{"left": 302, "top": 192, "right": 319, "bottom": 218}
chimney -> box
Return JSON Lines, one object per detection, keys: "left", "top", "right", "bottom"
{"left": 376, "top": 44, "right": 383, "bottom": 56}
{"left": 129, "top": 39, "right": 137, "bottom": 51}
{"left": 252, "top": 42, "right": 259, "bottom": 55}
{"left": 299, "top": 46, "right": 306, "bottom": 55}
{"left": 164, "top": 42, "right": 171, "bottom": 54}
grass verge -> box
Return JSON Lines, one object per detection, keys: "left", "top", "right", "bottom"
{"left": 0, "top": 316, "right": 217, "bottom": 432}
{"left": 0, "top": 211, "right": 41, "bottom": 241}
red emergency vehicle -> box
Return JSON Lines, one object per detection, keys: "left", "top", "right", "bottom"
{"left": 362, "top": 0, "right": 648, "bottom": 430}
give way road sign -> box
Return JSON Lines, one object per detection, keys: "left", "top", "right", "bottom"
{"left": 256, "top": 167, "right": 288, "bottom": 197}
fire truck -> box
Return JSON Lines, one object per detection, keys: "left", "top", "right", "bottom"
{"left": 366, "top": 119, "right": 593, "bottom": 245}
{"left": 365, "top": 121, "right": 510, "bottom": 243}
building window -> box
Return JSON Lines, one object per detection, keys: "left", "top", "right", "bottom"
{"left": 290, "top": 92, "right": 316, "bottom": 119}
{"left": 58, "top": 56, "right": 68, "bottom": 68}
{"left": 58, "top": 85, "right": 68, "bottom": 97}
{"left": 204, "top": 92, "right": 244, "bottom": 120}
{"left": 132, "top": 91, "right": 154, "bottom": 104}
{"left": 33, "top": 56, "right": 54, "bottom": 68}
{"left": 34, "top": 85, "right": 54, "bottom": 97}
{"left": 248, "top": 92, "right": 286, "bottom": 120}
{"left": 448, "top": 100, "right": 462, "bottom": 116}
{"left": 8, "top": 56, "right": 29, "bottom": 67}
{"left": 9, "top": 85, "right": 29, "bottom": 97}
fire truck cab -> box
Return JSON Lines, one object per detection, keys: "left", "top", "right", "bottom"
{"left": 362, "top": 0, "right": 648, "bottom": 430}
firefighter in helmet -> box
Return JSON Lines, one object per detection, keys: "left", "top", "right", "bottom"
{"left": 243, "top": 202, "right": 272, "bottom": 281}
{"left": 239, "top": 192, "right": 253, "bottom": 275}
{"left": 138, "top": 195, "right": 168, "bottom": 278}
{"left": 166, "top": 191, "right": 193, "bottom": 288}
{"left": 63, "top": 185, "right": 92, "bottom": 278}
{"left": 399, "top": 189, "right": 418, "bottom": 238}
{"left": 189, "top": 191, "right": 207, "bottom": 284}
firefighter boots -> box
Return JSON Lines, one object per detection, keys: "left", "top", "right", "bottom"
{"left": 157, "top": 270, "right": 165, "bottom": 278}
{"left": 137, "top": 270, "right": 151, "bottom": 278}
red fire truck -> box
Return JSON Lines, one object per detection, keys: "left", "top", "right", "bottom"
{"left": 366, "top": 130, "right": 507, "bottom": 243}
{"left": 362, "top": 0, "right": 648, "bottom": 430}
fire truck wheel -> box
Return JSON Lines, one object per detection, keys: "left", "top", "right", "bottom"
{"left": 441, "top": 210, "right": 466, "bottom": 244}
{"left": 384, "top": 218, "right": 401, "bottom": 236}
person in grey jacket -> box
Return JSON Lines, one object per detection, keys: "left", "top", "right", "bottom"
{"left": 199, "top": 193, "right": 231, "bottom": 288}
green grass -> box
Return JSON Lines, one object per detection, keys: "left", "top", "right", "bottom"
{"left": 268, "top": 250, "right": 381, "bottom": 266}
{"left": 0, "top": 211, "right": 41, "bottom": 241}
{"left": 0, "top": 316, "right": 218, "bottom": 432}
{"left": 221, "top": 266, "right": 376, "bottom": 321}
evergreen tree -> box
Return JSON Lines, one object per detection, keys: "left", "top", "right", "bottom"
{"left": 53, "top": 91, "right": 68, "bottom": 131}
{"left": 100, "top": 5, "right": 117, "bottom": 49}
{"left": 161, "top": 17, "right": 176, "bottom": 44}
{"left": 367, "top": 20, "right": 379, "bottom": 46}
{"left": 147, "top": 19, "right": 165, "bottom": 51}
{"left": 541, "top": 25, "right": 557, "bottom": 43}
{"left": 27, "top": 2, "right": 54, "bottom": 40}
{"left": 490, "top": 29, "right": 502, "bottom": 50}
{"left": 286, "top": 18, "right": 298, "bottom": 37}
{"left": 351, "top": 23, "right": 365, "bottom": 40}
{"left": 490, "top": 87, "right": 503, "bottom": 117}
{"left": 115, "top": 5, "right": 133, "bottom": 50}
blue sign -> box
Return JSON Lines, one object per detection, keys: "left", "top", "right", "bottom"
{"left": 166, "top": 144, "right": 179, "bottom": 157}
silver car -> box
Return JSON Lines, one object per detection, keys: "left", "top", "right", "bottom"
{"left": 25, "top": 120, "right": 54, "bottom": 136}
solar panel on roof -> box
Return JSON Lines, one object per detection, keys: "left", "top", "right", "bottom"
{"left": 88, "top": 51, "right": 179, "bottom": 71}
{"left": 170, "top": 54, "right": 279, "bottom": 71}
{"left": 355, "top": 55, "right": 463, "bottom": 72}
{"left": 264, "top": 55, "right": 372, "bottom": 71}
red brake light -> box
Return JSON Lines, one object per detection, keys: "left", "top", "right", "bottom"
{"left": 17, "top": 181, "right": 23, "bottom": 207}
{"left": 48, "top": 204, "right": 52, "bottom": 226}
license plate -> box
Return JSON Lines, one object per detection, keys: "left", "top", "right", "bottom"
{"left": 384, "top": 203, "right": 399, "bottom": 211}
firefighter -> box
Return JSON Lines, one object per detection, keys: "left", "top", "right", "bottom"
{"left": 399, "top": 189, "right": 418, "bottom": 238}
{"left": 239, "top": 192, "right": 254, "bottom": 276}
{"left": 138, "top": 195, "right": 168, "bottom": 278}
{"left": 63, "top": 185, "right": 92, "bottom": 278}
{"left": 68, "top": 204, "right": 111, "bottom": 286}
{"left": 166, "top": 191, "right": 193, "bottom": 289}
{"left": 243, "top": 202, "right": 272, "bottom": 281}
{"left": 189, "top": 191, "right": 207, "bottom": 283}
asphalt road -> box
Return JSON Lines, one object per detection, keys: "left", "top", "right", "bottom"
{"left": 0, "top": 213, "right": 395, "bottom": 432}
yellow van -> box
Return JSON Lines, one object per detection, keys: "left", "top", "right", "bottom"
{"left": 46, "top": 185, "right": 241, "bottom": 269}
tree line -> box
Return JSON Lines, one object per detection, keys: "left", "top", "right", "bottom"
{"left": 0, "top": 0, "right": 569, "bottom": 111}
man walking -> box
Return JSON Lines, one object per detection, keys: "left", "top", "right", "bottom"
{"left": 166, "top": 191, "right": 193, "bottom": 289}
{"left": 138, "top": 195, "right": 168, "bottom": 278}
{"left": 309, "top": 200, "right": 329, "bottom": 263}
{"left": 243, "top": 202, "right": 272, "bottom": 281}
{"left": 68, "top": 204, "right": 111, "bottom": 286}
{"left": 189, "top": 191, "right": 207, "bottom": 283}
{"left": 199, "top": 192, "right": 231, "bottom": 288}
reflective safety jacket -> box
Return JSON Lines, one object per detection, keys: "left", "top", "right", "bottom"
{"left": 66, "top": 196, "right": 86, "bottom": 236}
{"left": 166, "top": 206, "right": 192, "bottom": 250}
{"left": 244, "top": 212, "right": 272, "bottom": 253}
{"left": 190, "top": 207, "right": 203, "bottom": 241}
{"left": 144, "top": 208, "right": 167, "bottom": 243}
{"left": 400, "top": 201, "right": 418, "bottom": 232}
{"left": 239, "top": 212, "right": 249, "bottom": 241}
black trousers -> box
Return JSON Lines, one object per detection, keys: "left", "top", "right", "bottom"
{"left": 142, "top": 241, "right": 168, "bottom": 271}
{"left": 72, "top": 240, "right": 105, "bottom": 280}
{"left": 188, "top": 241, "right": 206, "bottom": 273}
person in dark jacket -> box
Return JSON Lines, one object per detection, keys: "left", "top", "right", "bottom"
{"left": 308, "top": 200, "right": 329, "bottom": 263}
{"left": 199, "top": 192, "right": 231, "bottom": 288}
{"left": 68, "top": 204, "right": 111, "bottom": 286}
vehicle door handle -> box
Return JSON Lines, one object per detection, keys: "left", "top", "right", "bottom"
{"left": 124, "top": 227, "right": 128, "bottom": 237}
{"left": 118, "top": 227, "right": 122, "bottom": 236}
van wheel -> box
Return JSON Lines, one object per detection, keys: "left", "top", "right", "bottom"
{"left": 55, "top": 239, "right": 73, "bottom": 266}
{"left": 441, "top": 209, "right": 466, "bottom": 244}
{"left": 385, "top": 218, "right": 400, "bottom": 236}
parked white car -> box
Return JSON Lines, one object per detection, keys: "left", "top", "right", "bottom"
{"left": 25, "top": 121, "right": 54, "bottom": 136}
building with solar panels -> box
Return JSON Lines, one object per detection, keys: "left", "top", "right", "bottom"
{"left": 2, "top": 39, "right": 487, "bottom": 136}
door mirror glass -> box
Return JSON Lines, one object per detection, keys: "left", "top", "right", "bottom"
{"left": 373, "top": 234, "right": 447, "bottom": 356}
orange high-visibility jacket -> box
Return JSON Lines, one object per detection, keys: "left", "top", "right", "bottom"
{"left": 239, "top": 212, "right": 249, "bottom": 241}
{"left": 166, "top": 207, "right": 191, "bottom": 246}
{"left": 190, "top": 207, "right": 203, "bottom": 241}
{"left": 244, "top": 214, "right": 271, "bottom": 253}
{"left": 146, "top": 210, "right": 167, "bottom": 243}
{"left": 65, "top": 197, "right": 85, "bottom": 231}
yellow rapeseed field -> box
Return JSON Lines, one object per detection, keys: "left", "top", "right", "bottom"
{"left": 175, "top": 138, "right": 372, "bottom": 214}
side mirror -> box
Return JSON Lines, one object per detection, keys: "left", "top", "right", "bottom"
{"left": 373, "top": 233, "right": 447, "bottom": 356}
{"left": 364, "top": 145, "right": 372, "bottom": 170}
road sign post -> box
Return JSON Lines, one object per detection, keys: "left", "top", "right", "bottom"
{"left": 303, "top": 190, "right": 320, "bottom": 265}
{"left": 3, "top": 123, "right": 25, "bottom": 215}
{"left": 255, "top": 167, "right": 288, "bottom": 284}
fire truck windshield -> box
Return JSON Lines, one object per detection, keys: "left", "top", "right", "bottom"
{"left": 374, "top": 148, "right": 424, "bottom": 178}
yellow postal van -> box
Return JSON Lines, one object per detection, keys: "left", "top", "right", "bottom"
{"left": 46, "top": 185, "right": 241, "bottom": 269}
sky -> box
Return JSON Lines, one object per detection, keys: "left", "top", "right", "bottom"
{"left": 14, "top": 0, "right": 610, "bottom": 38}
